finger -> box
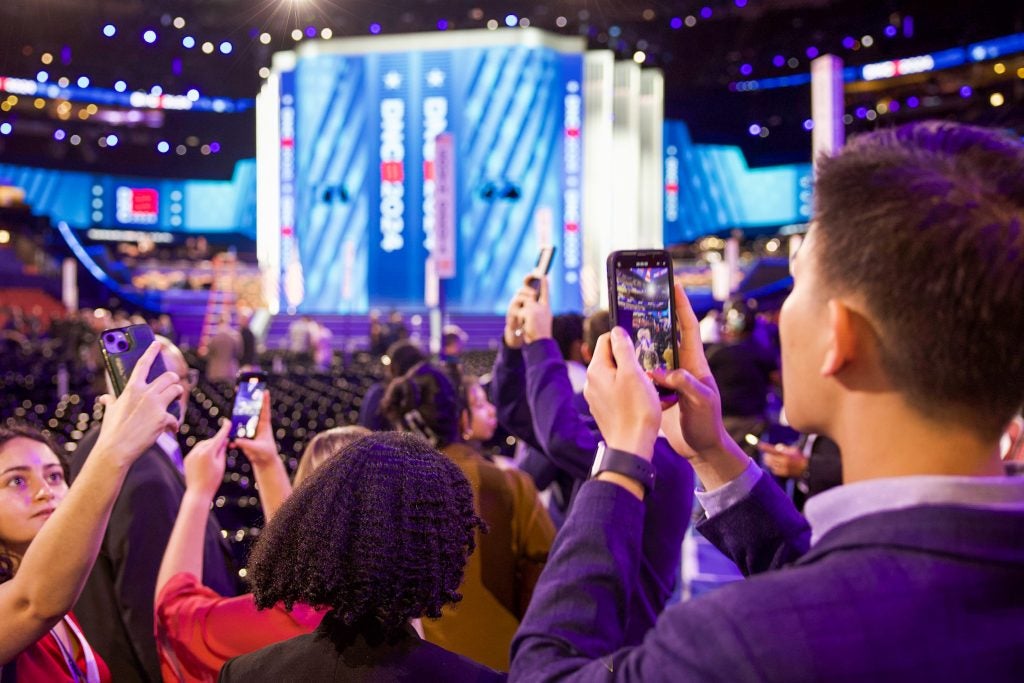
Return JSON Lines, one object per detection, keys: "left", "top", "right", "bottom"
{"left": 587, "top": 332, "right": 615, "bottom": 372}
{"left": 656, "top": 368, "right": 709, "bottom": 404}
{"left": 146, "top": 370, "right": 182, "bottom": 395}
{"left": 673, "top": 283, "right": 711, "bottom": 378}
{"left": 128, "top": 341, "right": 162, "bottom": 387}
{"left": 536, "top": 276, "right": 550, "bottom": 305}
{"left": 97, "top": 394, "right": 114, "bottom": 407}
{"left": 157, "top": 383, "right": 185, "bottom": 403}
{"left": 160, "top": 414, "right": 180, "bottom": 434}
{"left": 608, "top": 327, "right": 643, "bottom": 375}
{"left": 258, "top": 389, "right": 272, "bottom": 433}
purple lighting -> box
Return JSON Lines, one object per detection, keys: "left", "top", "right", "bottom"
{"left": 143, "top": 30, "right": 157, "bottom": 44}
{"left": 735, "top": 0, "right": 748, "bottom": 7}
{"left": 803, "top": 119, "right": 814, "bottom": 131}
{"left": 670, "top": 17, "right": 683, "bottom": 29}
{"left": 369, "top": 23, "right": 381, "bottom": 34}
{"left": 906, "top": 96, "right": 920, "bottom": 108}
{"left": 740, "top": 63, "right": 753, "bottom": 76}
{"left": 772, "top": 54, "right": 785, "bottom": 68}
{"left": 748, "top": 124, "right": 762, "bottom": 136}
{"left": 888, "top": 100, "right": 900, "bottom": 113}
{"left": 960, "top": 85, "right": 972, "bottom": 98}
{"left": 437, "top": 19, "right": 448, "bottom": 30}
{"left": 209, "top": 142, "right": 221, "bottom": 153}
{"left": 700, "top": 6, "right": 713, "bottom": 19}
{"left": 305, "top": 26, "right": 317, "bottom": 38}
{"left": 855, "top": 107, "right": 868, "bottom": 119}
{"left": 842, "top": 36, "right": 856, "bottom": 50}
{"left": 884, "top": 25, "right": 898, "bottom": 38}
{"left": 806, "top": 46, "right": 819, "bottom": 59}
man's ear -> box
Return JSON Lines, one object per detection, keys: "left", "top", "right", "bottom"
{"left": 820, "top": 299, "right": 857, "bottom": 377}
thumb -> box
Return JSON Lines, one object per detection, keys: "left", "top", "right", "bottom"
{"left": 97, "top": 394, "right": 114, "bottom": 408}
{"left": 657, "top": 368, "right": 705, "bottom": 400}
{"left": 608, "top": 327, "right": 640, "bottom": 371}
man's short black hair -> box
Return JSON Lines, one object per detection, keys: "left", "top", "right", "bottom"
{"left": 247, "top": 432, "right": 485, "bottom": 633}
{"left": 552, "top": 313, "right": 584, "bottom": 361}
{"left": 813, "top": 121, "right": 1024, "bottom": 438}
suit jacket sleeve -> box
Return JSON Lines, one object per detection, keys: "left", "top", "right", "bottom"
{"left": 521, "top": 339, "right": 599, "bottom": 480}
{"left": 696, "top": 473, "right": 811, "bottom": 576}
{"left": 492, "top": 343, "right": 544, "bottom": 452}
{"left": 510, "top": 481, "right": 768, "bottom": 683}
{"left": 106, "top": 456, "right": 184, "bottom": 682}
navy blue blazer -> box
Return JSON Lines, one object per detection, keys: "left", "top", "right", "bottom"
{"left": 511, "top": 474, "right": 1024, "bottom": 682}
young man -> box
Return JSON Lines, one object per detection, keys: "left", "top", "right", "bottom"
{"left": 510, "top": 121, "right": 1024, "bottom": 681}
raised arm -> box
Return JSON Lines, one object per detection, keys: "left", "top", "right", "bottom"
{"left": 231, "top": 391, "right": 291, "bottom": 521}
{"left": 155, "top": 420, "right": 231, "bottom": 600}
{"left": 0, "top": 342, "right": 181, "bottom": 664}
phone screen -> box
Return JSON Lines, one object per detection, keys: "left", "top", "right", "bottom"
{"left": 535, "top": 246, "right": 556, "bottom": 275}
{"left": 609, "top": 251, "right": 678, "bottom": 375}
{"left": 231, "top": 374, "right": 266, "bottom": 439}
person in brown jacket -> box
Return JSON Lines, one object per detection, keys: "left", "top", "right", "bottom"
{"left": 381, "top": 361, "right": 555, "bottom": 672}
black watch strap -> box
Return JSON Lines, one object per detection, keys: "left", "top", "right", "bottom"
{"left": 590, "top": 442, "right": 656, "bottom": 494}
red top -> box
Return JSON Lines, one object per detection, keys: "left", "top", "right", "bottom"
{"left": 14, "top": 612, "right": 112, "bottom": 683}
{"left": 155, "top": 572, "right": 324, "bottom": 683}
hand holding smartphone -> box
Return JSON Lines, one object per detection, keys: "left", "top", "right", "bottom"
{"left": 526, "top": 245, "right": 556, "bottom": 298}
{"left": 230, "top": 371, "right": 268, "bottom": 440}
{"left": 100, "top": 324, "right": 181, "bottom": 420}
{"left": 606, "top": 250, "right": 680, "bottom": 396}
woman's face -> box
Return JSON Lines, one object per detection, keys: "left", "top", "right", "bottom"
{"left": 0, "top": 438, "right": 68, "bottom": 557}
{"left": 466, "top": 385, "right": 497, "bottom": 442}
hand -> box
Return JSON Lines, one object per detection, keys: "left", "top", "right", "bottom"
{"left": 504, "top": 288, "right": 527, "bottom": 350}
{"left": 184, "top": 420, "right": 231, "bottom": 500}
{"left": 651, "top": 283, "right": 731, "bottom": 458}
{"left": 93, "top": 341, "right": 182, "bottom": 468}
{"left": 230, "top": 390, "right": 280, "bottom": 468}
{"left": 760, "top": 443, "right": 808, "bottom": 479}
{"left": 519, "top": 276, "right": 553, "bottom": 343}
{"left": 584, "top": 327, "right": 661, "bottom": 459}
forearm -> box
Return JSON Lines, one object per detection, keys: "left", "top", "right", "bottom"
{"left": 252, "top": 459, "right": 292, "bottom": 521}
{"left": 689, "top": 438, "right": 753, "bottom": 492}
{"left": 156, "top": 490, "right": 212, "bottom": 600}
{"left": 0, "top": 451, "right": 129, "bottom": 661}
{"left": 493, "top": 344, "right": 543, "bottom": 449}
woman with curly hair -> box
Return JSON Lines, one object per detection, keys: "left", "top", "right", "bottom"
{"left": 381, "top": 362, "right": 555, "bottom": 672}
{"left": 219, "top": 431, "right": 503, "bottom": 682}
{"left": 0, "top": 342, "right": 183, "bottom": 681}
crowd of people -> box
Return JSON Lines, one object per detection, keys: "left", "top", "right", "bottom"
{"left": 1, "top": 119, "right": 1023, "bottom": 683}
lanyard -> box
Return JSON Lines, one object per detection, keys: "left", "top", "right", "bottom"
{"left": 50, "top": 616, "right": 100, "bottom": 683}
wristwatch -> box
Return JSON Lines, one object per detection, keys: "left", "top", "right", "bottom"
{"left": 590, "top": 442, "right": 656, "bottom": 494}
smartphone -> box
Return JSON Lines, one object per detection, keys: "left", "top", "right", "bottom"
{"left": 100, "top": 324, "right": 180, "bottom": 419}
{"left": 607, "top": 250, "right": 679, "bottom": 394}
{"left": 526, "top": 245, "right": 557, "bottom": 295}
{"left": 230, "top": 371, "right": 267, "bottom": 439}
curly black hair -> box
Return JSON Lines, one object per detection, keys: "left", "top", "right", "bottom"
{"left": 380, "top": 362, "right": 464, "bottom": 449}
{"left": 0, "top": 422, "right": 65, "bottom": 585}
{"left": 247, "top": 431, "right": 485, "bottom": 634}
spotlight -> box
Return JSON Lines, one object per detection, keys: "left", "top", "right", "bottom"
{"left": 143, "top": 30, "right": 157, "bottom": 44}
{"left": 114, "top": 80, "right": 127, "bottom": 92}
{"left": 202, "top": 42, "right": 214, "bottom": 53}
{"left": 321, "top": 28, "right": 333, "bottom": 39}
{"left": 369, "top": 23, "right": 381, "bottom": 34}
{"left": 259, "top": 32, "right": 272, "bottom": 44}
{"left": 103, "top": 24, "right": 117, "bottom": 38}
{"left": 504, "top": 14, "right": 518, "bottom": 27}
{"left": 37, "top": 71, "right": 48, "bottom": 82}
{"left": 182, "top": 36, "right": 195, "bottom": 49}
{"left": 633, "top": 51, "right": 647, "bottom": 64}
{"left": 106, "top": 134, "right": 119, "bottom": 146}
{"left": 0, "top": 122, "right": 12, "bottom": 135}
{"left": 157, "top": 141, "right": 170, "bottom": 153}
{"left": 173, "top": 17, "right": 185, "bottom": 29}
{"left": 77, "top": 76, "right": 90, "bottom": 88}
{"left": 219, "top": 41, "right": 232, "bottom": 54}
{"left": 186, "top": 89, "right": 199, "bottom": 101}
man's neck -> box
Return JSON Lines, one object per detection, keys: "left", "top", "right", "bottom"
{"left": 830, "top": 394, "right": 1005, "bottom": 483}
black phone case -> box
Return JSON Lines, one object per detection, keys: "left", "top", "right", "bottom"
{"left": 99, "top": 324, "right": 180, "bottom": 419}
{"left": 606, "top": 250, "right": 681, "bottom": 390}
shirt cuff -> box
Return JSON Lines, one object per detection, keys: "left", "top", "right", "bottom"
{"left": 694, "top": 459, "right": 763, "bottom": 518}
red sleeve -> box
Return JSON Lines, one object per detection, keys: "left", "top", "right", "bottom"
{"left": 155, "top": 573, "right": 324, "bottom": 682}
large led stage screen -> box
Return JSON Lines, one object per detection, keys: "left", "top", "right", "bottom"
{"left": 258, "top": 29, "right": 585, "bottom": 314}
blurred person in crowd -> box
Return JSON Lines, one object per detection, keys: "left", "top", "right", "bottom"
{"left": 153, "top": 315, "right": 177, "bottom": 345}
{"left": 357, "top": 340, "right": 427, "bottom": 432}
{"left": 292, "top": 425, "right": 372, "bottom": 487}
{"left": 69, "top": 336, "right": 240, "bottom": 683}
{"left": 368, "top": 310, "right": 388, "bottom": 355}
{"left": 460, "top": 376, "right": 498, "bottom": 452}
{"left": 311, "top": 320, "right": 333, "bottom": 371}
{"left": 220, "top": 432, "right": 503, "bottom": 682}
{"left": 381, "top": 309, "right": 410, "bottom": 350}
{"left": 699, "top": 308, "right": 721, "bottom": 344}
{"left": 510, "top": 121, "right": 1024, "bottom": 681}
{"left": 551, "top": 313, "right": 586, "bottom": 391}
{"left": 707, "top": 298, "right": 779, "bottom": 453}
{"left": 203, "top": 316, "right": 241, "bottom": 384}
{"left": 492, "top": 275, "right": 693, "bottom": 624}
{"left": 155, "top": 394, "right": 319, "bottom": 683}
{"left": 381, "top": 362, "right": 554, "bottom": 671}
{"left": 0, "top": 343, "right": 181, "bottom": 681}
{"left": 287, "top": 315, "right": 315, "bottom": 364}
{"left": 441, "top": 325, "right": 468, "bottom": 366}
{"left": 237, "top": 309, "right": 257, "bottom": 368}
{"left": 759, "top": 434, "right": 842, "bottom": 511}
